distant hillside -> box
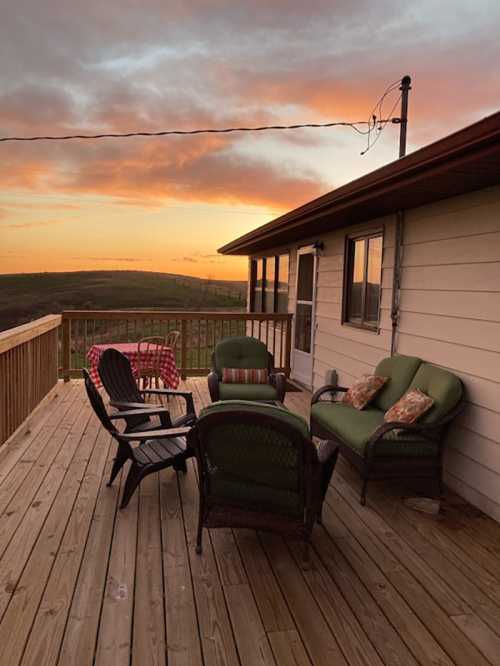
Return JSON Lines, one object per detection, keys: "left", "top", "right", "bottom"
{"left": 0, "top": 271, "right": 247, "bottom": 331}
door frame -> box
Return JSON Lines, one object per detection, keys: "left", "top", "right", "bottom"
{"left": 291, "top": 244, "right": 318, "bottom": 389}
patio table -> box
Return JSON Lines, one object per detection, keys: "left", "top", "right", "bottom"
{"left": 87, "top": 342, "right": 180, "bottom": 389}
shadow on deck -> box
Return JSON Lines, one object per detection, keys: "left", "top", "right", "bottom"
{"left": 0, "top": 378, "right": 500, "bottom": 665}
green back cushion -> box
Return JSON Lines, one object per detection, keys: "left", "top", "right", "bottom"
{"left": 198, "top": 400, "right": 309, "bottom": 515}
{"left": 215, "top": 336, "right": 269, "bottom": 377}
{"left": 372, "top": 355, "right": 422, "bottom": 411}
{"left": 408, "top": 363, "right": 462, "bottom": 424}
{"left": 199, "top": 400, "right": 309, "bottom": 438}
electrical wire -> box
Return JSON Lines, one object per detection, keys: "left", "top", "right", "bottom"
{"left": 0, "top": 79, "right": 404, "bottom": 151}
{"left": 0, "top": 120, "right": 387, "bottom": 143}
{"left": 361, "top": 79, "right": 403, "bottom": 155}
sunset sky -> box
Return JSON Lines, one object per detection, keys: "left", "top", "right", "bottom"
{"left": 1, "top": 1, "right": 499, "bottom": 280}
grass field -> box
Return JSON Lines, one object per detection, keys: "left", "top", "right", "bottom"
{"left": 0, "top": 270, "right": 247, "bottom": 331}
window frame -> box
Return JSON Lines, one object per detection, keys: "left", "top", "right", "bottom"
{"left": 342, "top": 228, "right": 384, "bottom": 332}
{"left": 249, "top": 253, "right": 289, "bottom": 314}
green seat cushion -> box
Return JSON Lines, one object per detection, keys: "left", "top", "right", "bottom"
{"left": 200, "top": 400, "right": 309, "bottom": 438}
{"left": 372, "top": 355, "right": 422, "bottom": 411}
{"left": 215, "top": 336, "right": 269, "bottom": 377}
{"left": 408, "top": 363, "right": 462, "bottom": 424}
{"left": 311, "top": 402, "right": 437, "bottom": 457}
{"left": 219, "top": 382, "right": 279, "bottom": 402}
{"left": 312, "top": 402, "right": 384, "bottom": 451}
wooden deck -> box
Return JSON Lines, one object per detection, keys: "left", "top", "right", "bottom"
{"left": 1, "top": 380, "right": 500, "bottom": 666}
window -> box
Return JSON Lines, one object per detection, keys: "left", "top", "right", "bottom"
{"left": 343, "top": 232, "right": 383, "bottom": 330}
{"left": 250, "top": 253, "right": 289, "bottom": 313}
{"left": 276, "top": 254, "right": 289, "bottom": 313}
{"left": 264, "top": 257, "right": 276, "bottom": 312}
{"left": 294, "top": 251, "right": 315, "bottom": 353}
{"left": 252, "top": 258, "right": 264, "bottom": 312}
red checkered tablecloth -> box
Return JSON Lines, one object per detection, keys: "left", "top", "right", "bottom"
{"left": 86, "top": 342, "right": 180, "bottom": 389}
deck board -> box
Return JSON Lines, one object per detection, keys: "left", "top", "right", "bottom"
{"left": 0, "top": 378, "right": 500, "bottom": 665}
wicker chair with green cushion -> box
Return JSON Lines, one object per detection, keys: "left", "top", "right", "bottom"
{"left": 207, "top": 336, "right": 286, "bottom": 403}
{"left": 188, "top": 400, "right": 339, "bottom": 567}
{"left": 310, "top": 355, "right": 465, "bottom": 505}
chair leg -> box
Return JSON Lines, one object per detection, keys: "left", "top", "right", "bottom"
{"left": 195, "top": 519, "right": 203, "bottom": 555}
{"left": 173, "top": 457, "right": 187, "bottom": 474}
{"left": 120, "top": 464, "right": 146, "bottom": 509}
{"left": 107, "top": 448, "right": 128, "bottom": 487}
{"left": 301, "top": 539, "right": 311, "bottom": 570}
{"left": 195, "top": 496, "right": 204, "bottom": 554}
{"left": 360, "top": 477, "right": 368, "bottom": 506}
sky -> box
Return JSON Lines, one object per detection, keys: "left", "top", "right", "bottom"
{"left": 1, "top": 0, "right": 499, "bottom": 280}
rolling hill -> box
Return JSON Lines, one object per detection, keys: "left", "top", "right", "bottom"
{"left": 0, "top": 270, "right": 247, "bottom": 331}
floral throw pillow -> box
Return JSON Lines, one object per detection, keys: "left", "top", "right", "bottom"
{"left": 342, "top": 375, "right": 388, "bottom": 410}
{"left": 384, "top": 388, "right": 434, "bottom": 424}
{"left": 222, "top": 368, "right": 269, "bottom": 384}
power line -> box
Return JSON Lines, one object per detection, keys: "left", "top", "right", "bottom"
{"left": 0, "top": 119, "right": 396, "bottom": 143}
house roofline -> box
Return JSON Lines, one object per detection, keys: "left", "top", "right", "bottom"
{"left": 218, "top": 110, "right": 500, "bottom": 255}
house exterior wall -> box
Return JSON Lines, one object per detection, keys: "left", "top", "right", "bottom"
{"left": 396, "top": 185, "right": 500, "bottom": 522}
{"left": 248, "top": 184, "right": 500, "bottom": 522}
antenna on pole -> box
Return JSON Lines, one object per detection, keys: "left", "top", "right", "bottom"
{"left": 398, "top": 75, "right": 411, "bottom": 157}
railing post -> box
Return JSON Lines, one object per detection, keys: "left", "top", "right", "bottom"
{"left": 284, "top": 315, "right": 292, "bottom": 377}
{"left": 180, "top": 319, "right": 187, "bottom": 379}
{"left": 62, "top": 316, "right": 71, "bottom": 382}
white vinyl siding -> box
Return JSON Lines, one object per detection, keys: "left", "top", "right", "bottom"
{"left": 248, "top": 183, "right": 500, "bottom": 522}
{"left": 395, "top": 185, "right": 500, "bottom": 521}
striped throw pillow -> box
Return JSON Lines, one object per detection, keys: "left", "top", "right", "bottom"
{"left": 222, "top": 368, "right": 269, "bottom": 384}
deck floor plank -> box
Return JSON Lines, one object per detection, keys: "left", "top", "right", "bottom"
{"left": 0, "top": 386, "right": 83, "bottom": 559}
{"left": 0, "top": 395, "right": 91, "bottom": 622}
{"left": 0, "top": 399, "right": 99, "bottom": 666}
{"left": 57, "top": 431, "right": 123, "bottom": 666}
{"left": 0, "top": 382, "right": 75, "bottom": 486}
{"left": 326, "top": 485, "right": 488, "bottom": 666}
{"left": 177, "top": 460, "right": 240, "bottom": 666}
{"left": 0, "top": 379, "right": 499, "bottom": 666}
{"left": 132, "top": 473, "right": 166, "bottom": 666}
{"left": 20, "top": 428, "right": 112, "bottom": 666}
{"left": 160, "top": 469, "right": 204, "bottom": 666}
{"left": 93, "top": 467, "right": 139, "bottom": 666}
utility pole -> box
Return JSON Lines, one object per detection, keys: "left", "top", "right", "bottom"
{"left": 391, "top": 75, "right": 412, "bottom": 355}
{"left": 398, "top": 75, "right": 411, "bottom": 158}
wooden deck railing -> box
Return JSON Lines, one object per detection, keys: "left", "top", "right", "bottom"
{"left": 60, "top": 310, "right": 293, "bottom": 380}
{"left": 0, "top": 314, "right": 61, "bottom": 446}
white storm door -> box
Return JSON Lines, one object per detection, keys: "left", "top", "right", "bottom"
{"left": 291, "top": 246, "right": 316, "bottom": 388}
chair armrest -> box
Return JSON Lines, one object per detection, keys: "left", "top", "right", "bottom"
{"left": 269, "top": 372, "right": 286, "bottom": 402}
{"left": 120, "top": 426, "right": 192, "bottom": 441}
{"left": 110, "top": 400, "right": 152, "bottom": 410}
{"left": 208, "top": 371, "right": 220, "bottom": 402}
{"left": 311, "top": 384, "right": 348, "bottom": 405}
{"left": 109, "top": 407, "right": 170, "bottom": 420}
{"left": 141, "top": 388, "right": 195, "bottom": 413}
{"left": 364, "top": 420, "right": 443, "bottom": 460}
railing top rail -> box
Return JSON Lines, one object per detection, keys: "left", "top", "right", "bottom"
{"left": 61, "top": 310, "right": 292, "bottom": 321}
{"left": 0, "top": 314, "right": 62, "bottom": 354}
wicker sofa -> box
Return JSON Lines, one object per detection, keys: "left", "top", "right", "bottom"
{"left": 310, "top": 355, "right": 465, "bottom": 505}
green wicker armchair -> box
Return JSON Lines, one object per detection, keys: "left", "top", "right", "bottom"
{"left": 188, "top": 400, "right": 339, "bottom": 567}
{"left": 208, "top": 336, "right": 286, "bottom": 402}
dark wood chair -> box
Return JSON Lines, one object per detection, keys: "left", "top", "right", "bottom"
{"left": 83, "top": 368, "right": 192, "bottom": 508}
{"left": 98, "top": 348, "right": 196, "bottom": 434}
{"left": 188, "top": 400, "right": 338, "bottom": 567}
